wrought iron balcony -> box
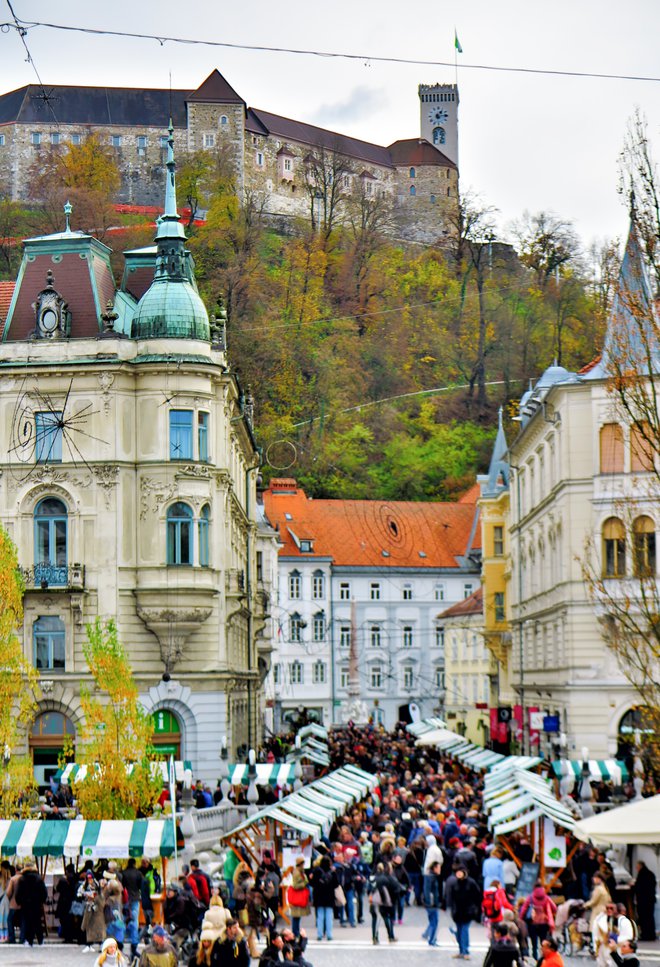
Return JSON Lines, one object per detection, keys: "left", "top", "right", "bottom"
{"left": 21, "top": 563, "right": 85, "bottom": 591}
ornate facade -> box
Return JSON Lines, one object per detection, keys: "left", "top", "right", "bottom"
{"left": 0, "top": 127, "right": 275, "bottom": 783}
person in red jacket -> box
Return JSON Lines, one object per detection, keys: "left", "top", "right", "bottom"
{"left": 482, "top": 879, "right": 514, "bottom": 937}
{"left": 520, "top": 884, "right": 557, "bottom": 960}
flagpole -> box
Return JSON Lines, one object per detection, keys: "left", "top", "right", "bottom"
{"left": 454, "top": 27, "right": 458, "bottom": 86}
{"left": 169, "top": 754, "right": 179, "bottom": 880}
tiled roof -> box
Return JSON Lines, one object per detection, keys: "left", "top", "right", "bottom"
{"left": 0, "top": 281, "right": 15, "bottom": 338}
{"left": 263, "top": 481, "right": 481, "bottom": 568}
{"left": 458, "top": 482, "right": 480, "bottom": 504}
{"left": 187, "top": 70, "right": 245, "bottom": 105}
{"left": 0, "top": 84, "right": 189, "bottom": 127}
{"left": 388, "top": 139, "right": 457, "bottom": 169}
{"left": 438, "top": 585, "right": 483, "bottom": 619}
{"left": 247, "top": 109, "right": 394, "bottom": 168}
{"left": 578, "top": 354, "right": 601, "bottom": 375}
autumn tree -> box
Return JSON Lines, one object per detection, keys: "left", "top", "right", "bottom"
{"left": 303, "top": 144, "right": 354, "bottom": 239}
{"left": 619, "top": 109, "right": 660, "bottom": 284}
{"left": 28, "top": 134, "right": 121, "bottom": 238}
{"left": 0, "top": 526, "right": 39, "bottom": 815}
{"left": 71, "top": 618, "right": 161, "bottom": 819}
{"left": 177, "top": 142, "right": 236, "bottom": 228}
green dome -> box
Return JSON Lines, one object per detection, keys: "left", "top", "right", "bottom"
{"left": 131, "top": 279, "right": 210, "bottom": 340}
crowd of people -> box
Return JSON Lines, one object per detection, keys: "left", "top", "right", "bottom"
{"left": 0, "top": 721, "right": 656, "bottom": 966}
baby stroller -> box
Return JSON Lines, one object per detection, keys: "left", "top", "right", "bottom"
{"left": 555, "top": 900, "right": 592, "bottom": 956}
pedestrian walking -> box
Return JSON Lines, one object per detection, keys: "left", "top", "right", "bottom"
{"left": 139, "top": 924, "right": 178, "bottom": 967}
{"left": 14, "top": 864, "right": 47, "bottom": 948}
{"left": 519, "top": 883, "right": 556, "bottom": 960}
{"left": 482, "top": 922, "right": 522, "bottom": 967}
{"left": 422, "top": 859, "right": 441, "bottom": 947}
{"left": 286, "top": 858, "right": 310, "bottom": 939}
{"left": 445, "top": 866, "right": 481, "bottom": 959}
{"left": 308, "top": 856, "right": 337, "bottom": 942}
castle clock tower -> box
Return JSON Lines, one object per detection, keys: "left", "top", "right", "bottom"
{"left": 419, "top": 82, "right": 459, "bottom": 167}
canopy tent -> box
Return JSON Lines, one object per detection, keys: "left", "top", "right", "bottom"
{"left": 0, "top": 818, "right": 177, "bottom": 859}
{"left": 222, "top": 764, "right": 376, "bottom": 874}
{"left": 228, "top": 763, "right": 296, "bottom": 787}
{"left": 573, "top": 794, "right": 660, "bottom": 846}
{"left": 287, "top": 734, "right": 330, "bottom": 767}
{"left": 485, "top": 769, "right": 576, "bottom": 837}
{"left": 297, "top": 724, "right": 328, "bottom": 741}
{"left": 551, "top": 759, "right": 629, "bottom": 784}
{"left": 406, "top": 717, "right": 446, "bottom": 738}
{"left": 55, "top": 760, "right": 193, "bottom": 785}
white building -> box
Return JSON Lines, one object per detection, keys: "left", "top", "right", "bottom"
{"left": 262, "top": 478, "right": 481, "bottom": 729}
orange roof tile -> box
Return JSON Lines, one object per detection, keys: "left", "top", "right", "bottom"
{"left": 438, "top": 585, "right": 483, "bottom": 618}
{"left": 458, "top": 482, "right": 480, "bottom": 504}
{"left": 0, "top": 280, "right": 15, "bottom": 337}
{"left": 263, "top": 481, "right": 481, "bottom": 568}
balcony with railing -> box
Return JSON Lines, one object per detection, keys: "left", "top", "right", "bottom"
{"left": 21, "top": 563, "right": 85, "bottom": 591}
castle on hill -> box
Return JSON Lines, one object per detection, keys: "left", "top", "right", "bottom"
{"left": 0, "top": 70, "right": 459, "bottom": 243}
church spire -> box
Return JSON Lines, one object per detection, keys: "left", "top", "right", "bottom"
{"left": 484, "top": 407, "right": 509, "bottom": 496}
{"left": 586, "top": 207, "right": 658, "bottom": 379}
{"left": 153, "top": 119, "right": 187, "bottom": 282}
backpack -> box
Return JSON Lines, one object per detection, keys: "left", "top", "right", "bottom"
{"left": 482, "top": 890, "right": 502, "bottom": 920}
{"left": 531, "top": 902, "right": 548, "bottom": 924}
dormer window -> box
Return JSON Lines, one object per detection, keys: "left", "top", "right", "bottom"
{"left": 300, "top": 539, "right": 313, "bottom": 553}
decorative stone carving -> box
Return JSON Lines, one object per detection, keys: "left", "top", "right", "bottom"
{"left": 97, "top": 372, "right": 115, "bottom": 415}
{"left": 40, "top": 680, "right": 54, "bottom": 694}
{"left": 176, "top": 465, "right": 212, "bottom": 479}
{"left": 139, "top": 477, "right": 178, "bottom": 520}
{"left": 93, "top": 464, "right": 119, "bottom": 509}
{"left": 136, "top": 605, "right": 213, "bottom": 670}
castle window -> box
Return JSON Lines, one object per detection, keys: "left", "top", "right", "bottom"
{"left": 137, "top": 135, "right": 148, "bottom": 149}
{"left": 203, "top": 133, "right": 216, "bottom": 148}
{"left": 447, "top": 169, "right": 451, "bottom": 179}
{"left": 0, "top": 135, "right": 5, "bottom": 147}
{"left": 289, "top": 660, "right": 304, "bottom": 684}
{"left": 631, "top": 421, "right": 654, "bottom": 472}
{"left": 410, "top": 185, "right": 416, "bottom": 197}
{"left": 313, "top": 612, "right": 325, "bottom": 642}
{"left": 603, "top": 517, "right": 626, "bottom": 577}
{"left": 447, "top": 187, "right": 451, "bottom": 197}
{"left": 70, "top": 133, "right": 81, "bottom": 145}
{"left": 312, "top": 660, "right": 327, "bottom": 684}
{"left": 220, "top": 115, "right": 228, "bottom": 126}
{"left": 50, "top": 132, "right": 60, "bottom": 146}
{"left": 430, "top": 194, "right": 436, "bottom": 204}
{"left": 198, "top": 412, "right": 210, "bottom": 463}
{"left": 409, "top": 167, "right": 416, "bottom": 178}
{"left": 600, "top": 423, "right": 624, "bottom": 473}
{"left": 160, "top": 136, "right": 169, "bottom": 148}
{"left": 198, "top": 504, "right": 210, "bottom": 567}
{"left": 33, "top": 616, "right": 65, "bottom": 671}
{"left": 633, "top": 516, "right": 656, "bottom": 576}
{"left": 110, "top": 135, "right": 122, "bottom": 148}
{"left": 256, "top": 151, "right": 264, "bottom": 167}
{"left": 35, "top": 411, "right": 63, "bottom": 463}
{"left": 284, "top": 158, "right": 292, "bottom": 172}
{"left": 312, "top": 570, "right": 325, "bottom": 599}
{"left": 31, "top": 132, "right": 41, "bottom": 145}
{"left": 169, "top": 410, "right": 193, "bottom": 460}
{"left": 494, "top": 591, "right": 505, "bottom": 622}
{"left": 34, "top": 498, "right": 68, "bottom": 586}
{"left": 167, "top": 502, "right": 194, "bottom": 566}
{"left": 432, "top": 127, "right": 446, "bottom": 145}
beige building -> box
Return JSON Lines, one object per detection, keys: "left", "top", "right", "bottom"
{"left": 0, "top": 127, "right": 275, "bottom": 784}
{"left": 438, "top": 588, "right": 496, "bottom": 744}
{"left": 0, "top": 71, "right": 459, "bottom": 244}
{"left": 507, "top": 213, "right": 655, "bottom": 760}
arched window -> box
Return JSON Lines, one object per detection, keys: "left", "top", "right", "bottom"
{"left": 198, "top": 504, "right": 210, "bottom": 567}
{"left": 603, "top": 517, "right": 626, "bottom": 577}
{"left": 631, "top": 422, "right": 654, "bottom": 472}
{"left": 633, "top": 516, "right": 656, "bottom": 576}
{"left": 34, "top": 497, "right": 68, "bottom": 586}
{"left": 410, "top": 185, "right": 416, "bottom": 197}
{"left": 151, "top": 709, "right": 181, "bottom": 758}
{"left": 220, "top": 115, "right": 228, "bottom": 126}
{"left": 33, "top": 616, "right": 65, "bottom": 670}
{"left": 600, "top": 423, "right": 624, "bottom": 473}
{"left": 433, "top": 126, "right": 446, "bottom": 145}
{"left": 166, "top": 502, "right": 193, "bottom": 565}
{"left": 409, "top": 167, "right": 416, "bottom": 178}
{"left": 30, "top": 711, "right": 75, "bottom": 789}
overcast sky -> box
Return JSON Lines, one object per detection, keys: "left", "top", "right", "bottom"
{"left": 1, "top": 0, "right": 660, "bottom": 252}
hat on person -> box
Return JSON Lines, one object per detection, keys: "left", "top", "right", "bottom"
{"left": 102, "top": 938, "right": 118, "bottom": 951}
{"left": 200, "top": 929, "right": 216, "bottom": 942}
{"left": 152, "top": 925, "right": 168, "bottom": 938}
{"left": 295, "top": 856, "right": 305, "bottom": 865}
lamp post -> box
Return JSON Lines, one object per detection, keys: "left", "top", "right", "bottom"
{"left": 2, "top": 745, "right": 10, "bottom": 796}
{"left": 246, "top": 748, "right": 259, "bottom": 817}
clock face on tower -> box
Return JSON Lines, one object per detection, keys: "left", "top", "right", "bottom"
{"left": 428, "top": 108, "right": 448, "bottom": 124}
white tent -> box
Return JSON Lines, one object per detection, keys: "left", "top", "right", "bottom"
{"left": 573, "top": 794, "right": 660, "bottom": 846}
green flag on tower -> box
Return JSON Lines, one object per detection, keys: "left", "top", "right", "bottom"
{"left": 454, "top": 30, "right": 463, "bottom": 53}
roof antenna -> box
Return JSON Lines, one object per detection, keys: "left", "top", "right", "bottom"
{"left": 169, "top": 71, "right": 172, "bottom": 123}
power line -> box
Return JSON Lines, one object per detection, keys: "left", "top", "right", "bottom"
{"left": 4, "top": 2, "right": 58, "bottom": 124}
{"left": 6, "top": 18, "right": 660, "bottom": 85}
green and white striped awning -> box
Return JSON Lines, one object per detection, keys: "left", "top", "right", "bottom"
{"left": 223, "top": 764, "right": 376, "bottom": 842}
{"left": 55, "top": 761, "right": 193, "bottom": 785}
{"left": 484, "top": 768, "right": 576, "bottom": 837}
{"left": 406, "top": 717, "right": 447, "bottom": 737}
{"left": 228, "top": 763, "right": 296, "bottom": 786}
{"left": 298, "top": 724, "right": 328, "bottom": 741}
{"left": 551, "top": 759, "right": 629, "bottom": 784}
{"left": 0, "top": 819, "right": 177, "bottom": 858}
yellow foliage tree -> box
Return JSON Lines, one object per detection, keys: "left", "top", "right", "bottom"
{"left": 0, "top": 526, "right": 39, "bottom": 816}
{"left": 71, "top": 619, "right": 161, "bottom": 819}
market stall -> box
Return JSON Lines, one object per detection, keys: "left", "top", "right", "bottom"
{"left": 573, "top": 794, "right": 660, "bottom": 846}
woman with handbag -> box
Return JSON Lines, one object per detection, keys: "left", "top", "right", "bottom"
{"left": 287, "top": 858, "right": 310, "bottom": 939}
{"left": 81, "top": 871, "right": 106, "bottom": 953}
